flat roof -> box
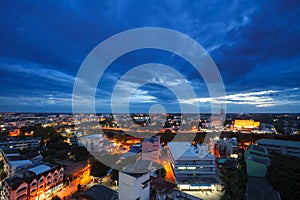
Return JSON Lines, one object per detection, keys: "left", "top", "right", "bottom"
{"left": 7, "top": 155, "right": 29, "bottom": 161}
{"left": 121, "top": 160, "right": 152, "bottom": 176}
{"left": 256, "top": 139, "right": 300, "bottom": 149}
{"left": 28, "top": 164, "right": 51, "bottom": 175}
{"left": 10, "top": 160, "right": 32, "bottom": 166}
{"left": 81, "top": 185, "right": 118, "bottom": 200}
{"left": 168, "top": 142, "right": 214, "bottom": 160}
{"left": 79, "top": 134, "right": 103, "bottom": 139}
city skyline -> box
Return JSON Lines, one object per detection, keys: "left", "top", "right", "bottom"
{"left": 0, "top": 1, "right": 300, "bottom": 113}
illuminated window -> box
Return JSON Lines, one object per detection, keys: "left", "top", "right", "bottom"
{"left": 187, "top": 167, "right": 196, "bottom": 170}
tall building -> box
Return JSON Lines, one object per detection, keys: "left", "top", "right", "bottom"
{"left": 167, "top": 142, "right": 219, "bottom": 190}
{"left": 119, "top": 160, "right": 152, "bottom": 200}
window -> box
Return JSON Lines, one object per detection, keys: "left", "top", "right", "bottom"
{"left": 16, "top": 187, "right": 27, "bottom": 194}
{"left": 16, "top": 194, "right": 27, "bottom": 200}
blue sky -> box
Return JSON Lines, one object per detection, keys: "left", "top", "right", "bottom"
{"left": 0, "top": 0, "right": 299, "bottom": 113}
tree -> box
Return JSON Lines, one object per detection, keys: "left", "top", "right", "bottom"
{"left": 110, "top": 169, "right": 119, "bottom": 182}
{"left": 155, "top": 167, "right": 166, "bottom": 178}
{"left": 51, "top": 196, "right": 61, "bottom": 200}
{"left": 90, "top": 159, "right": 110, "bottom": 177}
{"left": 221, "top": 159, "right": 247, "bottom": 200}
{"left": 267, "top": 154, "right": 300, "bottom": 200}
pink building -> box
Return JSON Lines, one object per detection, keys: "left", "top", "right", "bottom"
{"left": 2, "top": 164, "right": 64, "bottom": 200}
{"left": 142, "top": 136, "right": 160, "bottom": 162}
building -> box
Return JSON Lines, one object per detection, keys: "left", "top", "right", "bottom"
{"left": 119, "top": 160, "right": 152, "bottom": 200}
{"left": 3, "top": 155, "right": 33, "bottom": 177}
{"left": 150, "top": 177, "right": 203, "bottom": 200}
{"left": 233, "top": 120, "right": 260, "bottom": 131}
{"left": 256, "top": 139, "right": 300, "bottom": 158}
{"left": 0, "top": 138, "right": 41, "bottom": 150}
{"left": 0, "top": 149, "right": 43, "bottom": 177}
{"left": 142, "top": 136, "right": 160, "bottom": 162}
{"left": 2, "top": 164, "right": 64, "bottom": 200}
{"left": 79, "top": 134, "right": 104, "bottom": 153}
{"left": 209, "top": 137, "right": 238, "bottom": 159}
{"left": 167, "top": 142, "right": 219, "bottom": 191}
{"left": 81, "top": 185, "right": 118, "bottom": 200}
{"left": 244, "top": 145, "right": 269, "bottom": 177}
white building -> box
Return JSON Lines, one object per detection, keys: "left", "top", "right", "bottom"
{"left": 167, "top": 142, "right": 219, "bottom": 190}
{"left": 119, "top": 160, "right": 152, "bottom": 200}
{"left": 0, "top": 138, "right": 41, "bottom": 150}
{"left": 79, "top": 134, "right": 104, "bottom": 153}
{"left": 3, "top": 155, "right": 33, "bottom": 177}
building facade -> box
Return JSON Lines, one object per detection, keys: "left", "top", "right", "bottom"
{"left": 256, "top": 139, "right": 300, "bottom": 158}
{"left": 142, "top": 136, "right": 160, "bottom": 162}
{"left": 0, "top": 138, "right": 41, "bottom": 150}
{"left": 167, "top": 142, "right": 218, "bottom": 190}
{"left": 1, "top": 164, "right": 64, "bottom": 200}
{"left": 244, "top": 145, "right": 269, "bottom": 177}
{"left": 119, "top": 160, "right": 151, "bottom": 200}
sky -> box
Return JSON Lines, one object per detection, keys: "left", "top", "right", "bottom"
{"left": 0, "top": 0, "right": 299, "bottom": 113}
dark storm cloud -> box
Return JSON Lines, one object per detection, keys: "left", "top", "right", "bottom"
{"left": 211, "top": 0, "right": 300, "bottom": 90}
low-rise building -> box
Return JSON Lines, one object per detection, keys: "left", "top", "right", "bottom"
{"left": 0, "top": 138, "right": 41, "bottom": 150}
{"left": 0, "top": 149, "right": 43, "bottom": 177}
{"left": 233, "top": 120, "right": 260, "bottom": 131}
{"left": 3, "top": 155, "right": 33, "bottom": 177}
{"left": 256, "top": 139, "right": 300, "bottom": 158}
{"left": 79, "top": 134, "right": 104, "bottom": 152}
{"left": 2, "top": 164, "right": 64, "bottom": 200}
{"left": 81, "top": 185, "right": 118, "bottom": 200}
{"left": 244, "top": 145, "right": 269, "bottom": 177}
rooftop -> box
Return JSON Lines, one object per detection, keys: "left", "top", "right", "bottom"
{"left": 28, "top": 164, "right": 51, "bottom": 175}
{"left": 6, "top": 155, "right": 30, "bottom": 161}
{"left": 81, "top": 184, "right": 118, "bottom": 200}
{"left": 80, "top": 134, "right": 103, "bottom": 139}
{"left": 150, "top": 177, "right": 176, "bottom": 194}
{"left": 168, "top": 142, "right": 214, "bottom": 160}
{"left": 256, "top": 139, "right": 300, "bottom": 149}
{"left": 121, "top": 160, "right": 152, "bottom": 177}
{"left": 5, "top": 176, "right": 23, "bottom": 190}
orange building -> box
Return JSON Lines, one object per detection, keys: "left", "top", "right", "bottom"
{"left": 9, "top": 129, "right": 21, "bottom": 137}
{"left": 233, "top": 120, "right": 260, "bottom": 130}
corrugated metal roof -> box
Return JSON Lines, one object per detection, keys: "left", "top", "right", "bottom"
{"left": 28, "top": 164, "right": 51, "bottom": 175}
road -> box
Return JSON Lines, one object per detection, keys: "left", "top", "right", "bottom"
{"left": 56, "top": 165, "right": 91, "bottom": 199}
